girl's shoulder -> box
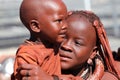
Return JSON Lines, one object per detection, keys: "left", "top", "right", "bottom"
{"left": 101, "top": 71, "right": 120, "bottom": 80}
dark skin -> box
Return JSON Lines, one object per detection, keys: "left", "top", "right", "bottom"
{"left": 18, "top": 14, "right": 98, "bottom": 80}
{"left": 20, "top": 0, "right": 67, "bottom": 46}
{"left": 59, "top": 14, "right": 97, "bottom": 75}
{"left": 59, "top": 13, "right": 119, "bottom": 80}
{"left": 15, "top": 0, "right": 68, "bottom": 80}
{"left": 18, "top": 13, "right": 120, "bottom": 80}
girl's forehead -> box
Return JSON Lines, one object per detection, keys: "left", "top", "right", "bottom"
{"left": 67, "top": 16, "right": 96, "bottom": 39}
{"left": 67, "top": 16, "right": 92, "bottom": 30}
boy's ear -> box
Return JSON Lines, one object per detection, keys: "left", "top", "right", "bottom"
{"left": 30, "top": 20, "right": 41, "bottom": 32}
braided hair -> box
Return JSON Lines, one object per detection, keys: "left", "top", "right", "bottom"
{"left": 68, "top": 10, "right": 120, "bottom": 77}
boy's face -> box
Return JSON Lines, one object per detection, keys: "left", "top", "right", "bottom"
{"left": 59, "top": 15, "right": 96, "bottom": 70}
{"left": 39, "top": 0, "right": 67, "bottom": 43}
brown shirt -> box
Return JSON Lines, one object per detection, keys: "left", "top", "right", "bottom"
{"left": 14, "top": 41, "right": 61, "bottom": 79}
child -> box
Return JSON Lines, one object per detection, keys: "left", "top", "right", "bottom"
{"left": 13, "top": 0, "right": 68, "bottom": 80}
{"left": 18, "top": 10, "right": 120, "bottom": 80}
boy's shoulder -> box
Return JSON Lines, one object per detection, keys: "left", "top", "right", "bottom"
{"left": 16, "top": 40, "right": 54, "bottom": 56}
{"left": 16, "top": 40, "right": 44, "bottom": 54}
{"left": 18, "top": 40, "right": 45, "bottom": 49}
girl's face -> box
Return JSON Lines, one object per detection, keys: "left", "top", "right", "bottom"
{"left": 59, "top": 15, "right": 97, "bottom": 70}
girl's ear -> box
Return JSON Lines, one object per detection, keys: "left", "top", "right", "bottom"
{"left": 87, "top": 46, "right": 98, "bottom": 65}
{"left": 90, "top": 46, "right": 98, "bottom": 59}
{"left": 29, "top": 20, "right": 41, "bottom": 32}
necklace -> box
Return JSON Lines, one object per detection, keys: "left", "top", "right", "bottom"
{"left": 80, "top": 64, "right": 92, "bottom": 80}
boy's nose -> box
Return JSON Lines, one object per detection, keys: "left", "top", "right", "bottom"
{"left": 61, "top": 21, "right": 68, "bottom": 30}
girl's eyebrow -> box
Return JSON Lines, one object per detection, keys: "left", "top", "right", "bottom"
{"left": 75, "top": 36, "right": 86, "bottom": 42}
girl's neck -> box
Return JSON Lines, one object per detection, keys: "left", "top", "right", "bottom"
{"left": 62, "top": 63, "right": 87, "bottom": 76}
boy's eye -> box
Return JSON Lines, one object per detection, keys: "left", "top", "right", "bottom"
{"left": 56, "top": 19, "right": 62, "bottom": 23}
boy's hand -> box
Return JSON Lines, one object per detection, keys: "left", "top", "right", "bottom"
{"left": 18, "top": 64, "right": 84, "bottom": 80}
{"left": 18, "top": 64, "right": 53, "bottom": 80}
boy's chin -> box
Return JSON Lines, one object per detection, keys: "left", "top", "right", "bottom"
{"left": 56, "top": 38, "right": 64, "bottom": 43}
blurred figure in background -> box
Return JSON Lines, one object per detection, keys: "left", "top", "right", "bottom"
{"left": 0, "top": 56, "right": 14, "bottom": 80}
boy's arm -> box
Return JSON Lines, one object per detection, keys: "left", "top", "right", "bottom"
{"left": 18, "top": 64, "right": 83, "bottom": 80}
{"left": 16, "top": 52, "right": 38, "bottom": 65}
{"left": 14, "top": 52, "right": 38, "bottom": 80}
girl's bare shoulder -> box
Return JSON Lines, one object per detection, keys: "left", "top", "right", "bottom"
{"left": 101, "top": 71, "right": 120, "bottom": 80}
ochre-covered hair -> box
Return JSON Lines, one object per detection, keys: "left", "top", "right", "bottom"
{"left": 68, "top": 10, "right": 120, "bottom": 78}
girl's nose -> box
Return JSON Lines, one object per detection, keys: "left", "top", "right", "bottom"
{"left": 60, "top": 41, "right": 73, "bottom": 53}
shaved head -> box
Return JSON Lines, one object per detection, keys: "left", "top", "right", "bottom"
{"left": 20, "top": 0, "right": 66, "bottom": 29}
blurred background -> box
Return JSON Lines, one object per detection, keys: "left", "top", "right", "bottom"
{"left": 0, "top": 0, "right": 120, "bottom": 80}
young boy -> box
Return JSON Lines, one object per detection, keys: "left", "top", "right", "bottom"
{"left": 13, "top": 0, "right": 68, "bottom": 80}
{"left": 18, "top": 10, "right": 120, "bottom": 80}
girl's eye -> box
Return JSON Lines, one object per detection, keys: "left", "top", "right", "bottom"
{"left": 75, "top": 40, "right": 83, "bottom": 46}
{"left": 75, "top": 41, "right": 80, "bottom": 45}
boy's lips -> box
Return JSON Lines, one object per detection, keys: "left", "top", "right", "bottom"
{"left": 59, "top": 29, "right": 67, "bottom": 37}
{"left": 59, "top": 29, "right": 67, "bottom": 34}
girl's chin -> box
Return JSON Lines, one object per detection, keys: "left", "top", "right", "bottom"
{"left": 61, "top": 62, "right": 72, "bottom": 70}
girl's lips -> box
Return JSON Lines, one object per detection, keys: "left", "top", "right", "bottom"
{"left": 60, "top": 54, "right": 72, "bottom": 59}
{"left": 60, "top": 56, "right": 71, "bottom": 61}
{"left": 59, "top": 49, "right": 72, "bottom": 61}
